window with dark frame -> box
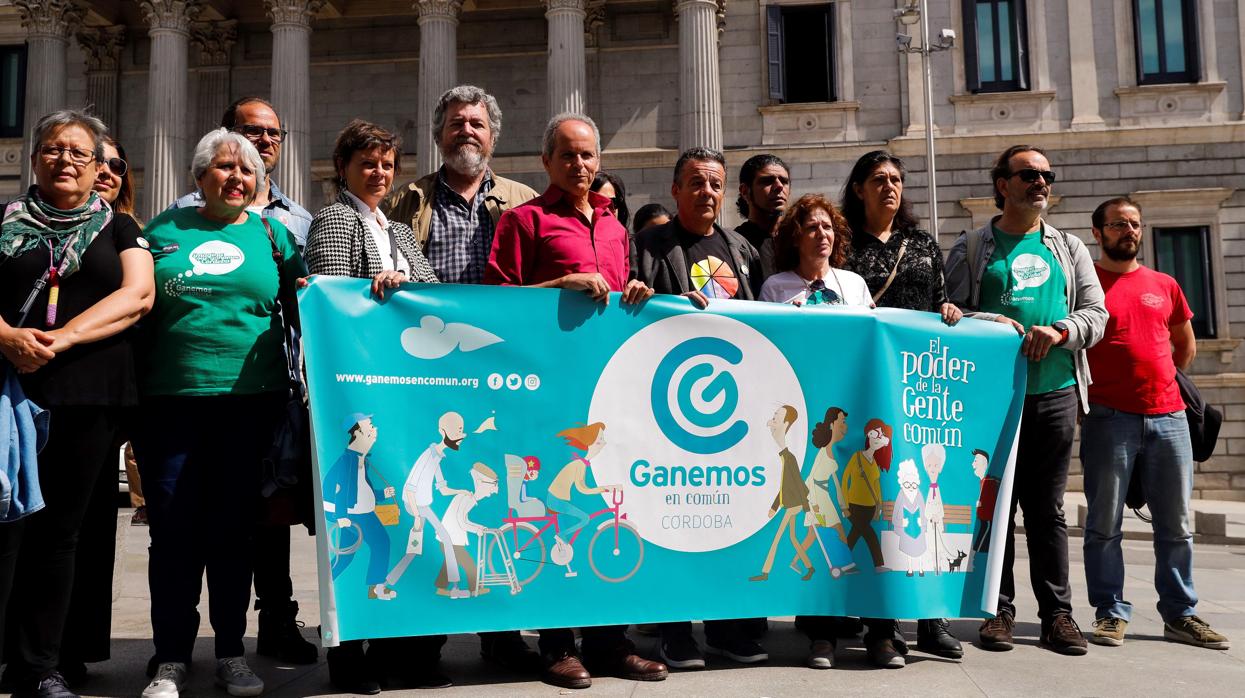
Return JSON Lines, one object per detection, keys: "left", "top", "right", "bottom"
{"left": 1133, "top": 0, "right": 1201, "bottom": 85}
{"left": 962, "top": 0, "right": 1029, "bottom": 93}
{"left": 766, "top": 3, "right": 836, "bottom": 104}
{"left": 1152, "top": 225, "right": 1216, "bottom": 338}
{"left": 0, "top": 46, "right": 25, "bottom": 139}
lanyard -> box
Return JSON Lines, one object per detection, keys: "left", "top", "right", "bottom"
{"left": 16, "top": 237, "right": 74, "bottom": 328}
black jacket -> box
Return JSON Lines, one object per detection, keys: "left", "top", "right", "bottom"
{"left": 633, "top": 219, "right": 764, "bottom": 299}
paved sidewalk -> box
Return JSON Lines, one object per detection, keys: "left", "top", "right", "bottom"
{"left": 80, "top": 509, "right": 1245, "bottom": 697}
{"left": 1063, "top": 492, "right": 1245, "bottom": 544}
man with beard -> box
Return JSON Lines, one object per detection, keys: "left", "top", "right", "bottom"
{"left": 1080, "top": 198, "right": 1229, "bottom": 651}
{"left": 945, "top": 145, "right": 1106, "bottom": 656}
{"left": 385, "top": 85, "right": 537, "bottom": 283}
{"left": 391, "top": 412, "right": 472, "bottom": 595}
{"left": 734, "top": 154, "right": 790, "bottom": 277}
{"left": 172, "top": 97, "right": 313, "bottom": 248}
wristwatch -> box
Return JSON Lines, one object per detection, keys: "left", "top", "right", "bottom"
{"left": 1052, "top": 321, "right": 1070, "bottom": 346}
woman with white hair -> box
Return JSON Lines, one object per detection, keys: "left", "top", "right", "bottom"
{"left": 0, "top": 109, "right": 153, "bottom": 698}
{"left": 132, "top": 128, "right": 306, "bottom": 698}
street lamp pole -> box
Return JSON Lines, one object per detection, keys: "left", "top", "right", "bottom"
{"left": 897, "top": 0, "right": 954, "bottom": 238}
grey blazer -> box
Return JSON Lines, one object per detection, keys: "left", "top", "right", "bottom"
{"left": 304, "top": 191, "right": 439, "bottom": 282}
{"left": 634, "top": 219, "right": 764, "bottom": 299}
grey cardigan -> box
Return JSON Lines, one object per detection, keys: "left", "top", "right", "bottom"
{"left": 944, "top": 216, "right": 1107, "bottom": 411}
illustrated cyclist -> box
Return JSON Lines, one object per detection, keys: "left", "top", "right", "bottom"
{"left": 546, "top": 422, "right": 619, "bottom": 577}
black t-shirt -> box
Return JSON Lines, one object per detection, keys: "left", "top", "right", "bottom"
{"left": 0, "top": 213, "right": 146, "bottom": 406}
{"left": 735, "top": 220, "right": 768, "bottom": 252}
{"left": 677, "top": 225, "right": 743, "bottom": 299}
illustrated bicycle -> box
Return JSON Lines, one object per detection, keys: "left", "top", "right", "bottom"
{"left": 484, "top": 488, "right": 644, "bottom": 585}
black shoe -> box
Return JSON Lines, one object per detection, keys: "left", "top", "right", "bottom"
{"left": 15, "top": 671, "right": 78, "bottom": 698}
{"left": 55, "top": 661, "right": 87, "bottom": 688}
{"left": 480, "top": 631, "right": 542, "bottom": 674}
{"left": 917, "top": 618, "right": 964, "bottom": 658}
{"left": 405, "top": 666, "right": 453, "bottom": 689}
{"left": 327, "top": 644, "right": 381, "bottom": 695}
{"left": 705, "top": 636, "right": 768, "bottom": 664}
{"left": 660, "top": 633, "right": 706, "bottom": 670}
{"left": 257, "top": 599, "right": 318, "bottom": 664}
{"left": 866, "top": 638, "right": 905, "bottom": 669}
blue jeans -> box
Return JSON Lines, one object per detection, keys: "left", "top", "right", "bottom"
{"left": 331, "top": 511, "right": 391, "bottom": 586}
{"left": 1081, "top": 403, "right": 1197, "bottom": 623}
{"left": 546, "top": 494, "right": 590, "bottom": 539}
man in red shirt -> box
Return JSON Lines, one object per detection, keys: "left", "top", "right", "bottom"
{"left": 484, "top": 113, "right": 662, "bottom": 690}
{"left": 1081, "top": 197, "right": 1229, "bottom": 651}
{"left": 485, "top": 113, "right": 651, "bottom": 305}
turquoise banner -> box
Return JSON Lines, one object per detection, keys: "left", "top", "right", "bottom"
{"left": 299, "top": 277, "right": 1026, "bottom": 645}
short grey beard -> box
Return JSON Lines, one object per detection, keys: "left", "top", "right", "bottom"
{"left": 442, "top": 145, "right": 488, "bottom": 178}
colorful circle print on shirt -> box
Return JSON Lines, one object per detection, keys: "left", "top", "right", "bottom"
{"left": 690, "top": 255, "right": 739, "bottom": 298}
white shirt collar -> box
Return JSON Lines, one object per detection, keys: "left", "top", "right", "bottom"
{"left": 343, "top": 190, "right": 388, "bottom": 229}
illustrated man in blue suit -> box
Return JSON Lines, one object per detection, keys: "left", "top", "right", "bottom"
{"left": 323, "top": 413, "right": 397, "bottom": 600}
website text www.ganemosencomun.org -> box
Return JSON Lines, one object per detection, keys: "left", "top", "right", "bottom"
{"left": 334, "top": 373, "right": 480, "bottom": 389}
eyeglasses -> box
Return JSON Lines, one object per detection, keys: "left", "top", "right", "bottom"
{"left": 1010, "top": 168, "right": 1056, "bottom": 184}
{"left": 806, "top": 278, "right": 842, "bottom": 306}
{"left": 1104, "top": 220, "right": 1142, "bottom": 232}
{"left": 234, "top": 124, "right": 288, "bottom": 142}
{"left": 102, "top": 157, "right": 128, "bottom": 177}
{"left": 38, "top": 145, "right": 96, "bottom": 166}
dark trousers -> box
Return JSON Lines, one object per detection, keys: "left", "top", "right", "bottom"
{"left": 844, "top": 504, "right": 883, "bottom": 568}
{"left": 132, "top": 393, "right": 283, "bottom": 663}
{"left": 253, "top": 522, "right": 294, "bottom": 606}
{"left": 998, "top": 386, "right": 1077, "bottom": 622}
{"left": 0, "top": 406, "right": 121, "bottom": 682}
{"left": 60, "top": 423, "right": 127, "bottom": 664}
{"left": 538, "top": 625, "right": 630, "bottom": 660}
{"left": 659, "top": 620, "right": 743, "bottom": 645}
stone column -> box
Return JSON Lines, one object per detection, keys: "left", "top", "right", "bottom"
{"left": 545, "top": 0, "right": 587, "bottom": 117}
{"left": 15, "top": 0, "right": 84, "bottom": 184}
{"left": 674, "top": 0, "right": 723, "bottom": 151}
{"left": 140, "top": 1, "right": 201, "bottom": 220}
{"left": 76, "top": 26, "right": 126, "bottom": 133}
{"left": 190, "top": 20, "right": 237, "bottom": 138}
{"left": 266, "top": 1, "right": 324, "bottom": 207}
{"left": 415, "top": 0, "right": 462, "bottom": 177}
{"left": 1065, "top": 0, "right": 1103, "bottom": 129}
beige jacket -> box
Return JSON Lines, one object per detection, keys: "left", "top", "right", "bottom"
{"left": 381, "top": 170, "right": 539, "bottom": 249}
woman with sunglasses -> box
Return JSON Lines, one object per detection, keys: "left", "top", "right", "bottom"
{"left": 590, "top": 172, "right": 629, "bottom": 229}
{"left": 839, "top": 150, "right": 963, "bottom": 668}
{"left": 93, "top": 137, "right": 136, "bottom": 218}
{"left": 0, "top": 110, "right": 154, "bottom": 698}
{"left": 759, "top": 194, "right": 872, "bottom": 308}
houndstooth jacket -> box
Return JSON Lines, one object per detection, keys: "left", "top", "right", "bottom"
{"left": 304, "top": 191, "right": 439, "bottom": 282}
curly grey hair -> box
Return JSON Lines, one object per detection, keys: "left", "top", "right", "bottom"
{"left": 432, "top": 85, "right": 503, "bottom": 143}
{"left": 541, "top": 112, "right": 601, "bottom": 160}
{"left": 190, "top": 127, "right": 265, "bottom": 183}
{"left": 32, "top": 109, "right": 107, "bottom": 161}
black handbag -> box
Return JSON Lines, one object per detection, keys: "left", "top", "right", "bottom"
{"left": 259, "top": 217, "right": 314, "bottom": 529}
{"left": 1125, "top": 369, "right": 1222, "bottom": 521}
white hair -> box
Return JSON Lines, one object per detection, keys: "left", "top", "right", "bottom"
{"left": 897, "top": 458, "right": 921, "bottom": 486}
{"left": 921, "top": 443, "right": 946, "bottom": 468}
{"left": 190, "top": 127, "right": 265, "bottom": 183}
{"left": 541, "top": 112, "right": 601, "bottom": 160}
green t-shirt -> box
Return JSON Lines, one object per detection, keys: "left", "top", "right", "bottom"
{"left": 138, "top": 207, "right": 306, "bottom": 397}
{"left": 979, "top": 226, "right": 1076, "bottom": 395}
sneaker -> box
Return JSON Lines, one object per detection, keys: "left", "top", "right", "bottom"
{"left": 916, "top": 618, "right": 963, "bottom": 658}
{"left": 978, "top": 612, "right": 1015, "bottom": 651}
{"left": 705, "top": 636, "right": 768, "bottom": 664}
{"left": 131, "top": 505, "right": 149, "bottom": 526}
{"left": 1164, "top": 615, "right": 1230, "bottom": 650}
{"left": 18, "top": 672, "right": 78, "bottom": 698}
{"left": 660, "top": 633, "right": 706, "bottom": 670}
{"left": 142, "top": 662, "right": 187, "bottom": 698}
{"left": 866, "top": 638, "right": 905, "bottom": 668}
{"left": 806, "top": 639, "right": 835, "bottom": 669}
{"left": 1041, "top": 614, "right": 1088, "bottom": 656}
{"left": 215, "top": 657, "right": 264, "bottom": 697}
{"left": 1090, "top": 617, "right": 1127, "bottom": 647}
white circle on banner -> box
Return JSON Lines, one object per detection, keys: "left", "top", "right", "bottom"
{"left": 588, "top": 314, "right": 806, "bottom": 553}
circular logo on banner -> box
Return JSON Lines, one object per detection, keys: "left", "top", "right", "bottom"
{"left": 588, "top": 314, "right": 806, "bottom": 553}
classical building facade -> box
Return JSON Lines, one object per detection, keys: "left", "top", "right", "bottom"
{"left": 1, "top": 0, "right": 1243, "bottom": 498}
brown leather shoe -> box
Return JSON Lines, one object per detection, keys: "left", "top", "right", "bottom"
{"left": 541, "top": 654, "right": 591, "bottom": 689}
{"left": 587, "top": 652, "right": 669, "bottom": 681}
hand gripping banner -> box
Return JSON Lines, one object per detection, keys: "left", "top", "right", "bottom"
{"left": 298, "top": 278, "right": 1026, "bottom": 645}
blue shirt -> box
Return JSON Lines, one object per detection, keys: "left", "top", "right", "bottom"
{"left": 169, "top": 179, "right": 314, "bottom": 250}
{"left": 425, "top": 168, "right": 495, "bottom": 284}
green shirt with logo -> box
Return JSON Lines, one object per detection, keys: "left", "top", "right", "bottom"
{"left": 979, "top": 226, "right": 1076, "bottom": 395}
{"left": 138, "top": 207, "right": 306, "bottom": 397}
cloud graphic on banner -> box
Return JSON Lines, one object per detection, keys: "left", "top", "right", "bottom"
{"left": 400, "top": 315, "right": 503, "bottom": 359}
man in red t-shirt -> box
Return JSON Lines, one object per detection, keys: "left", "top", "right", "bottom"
{"left": 1081, "top": 197, "right": 1229, "bottom": 651}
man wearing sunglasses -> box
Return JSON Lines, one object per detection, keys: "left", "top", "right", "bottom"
{"left": 170, "top": 97, "right": 313, "bottom": 249}
{"left": 945, "top": 144, "right": 1106, "bottom": 657}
